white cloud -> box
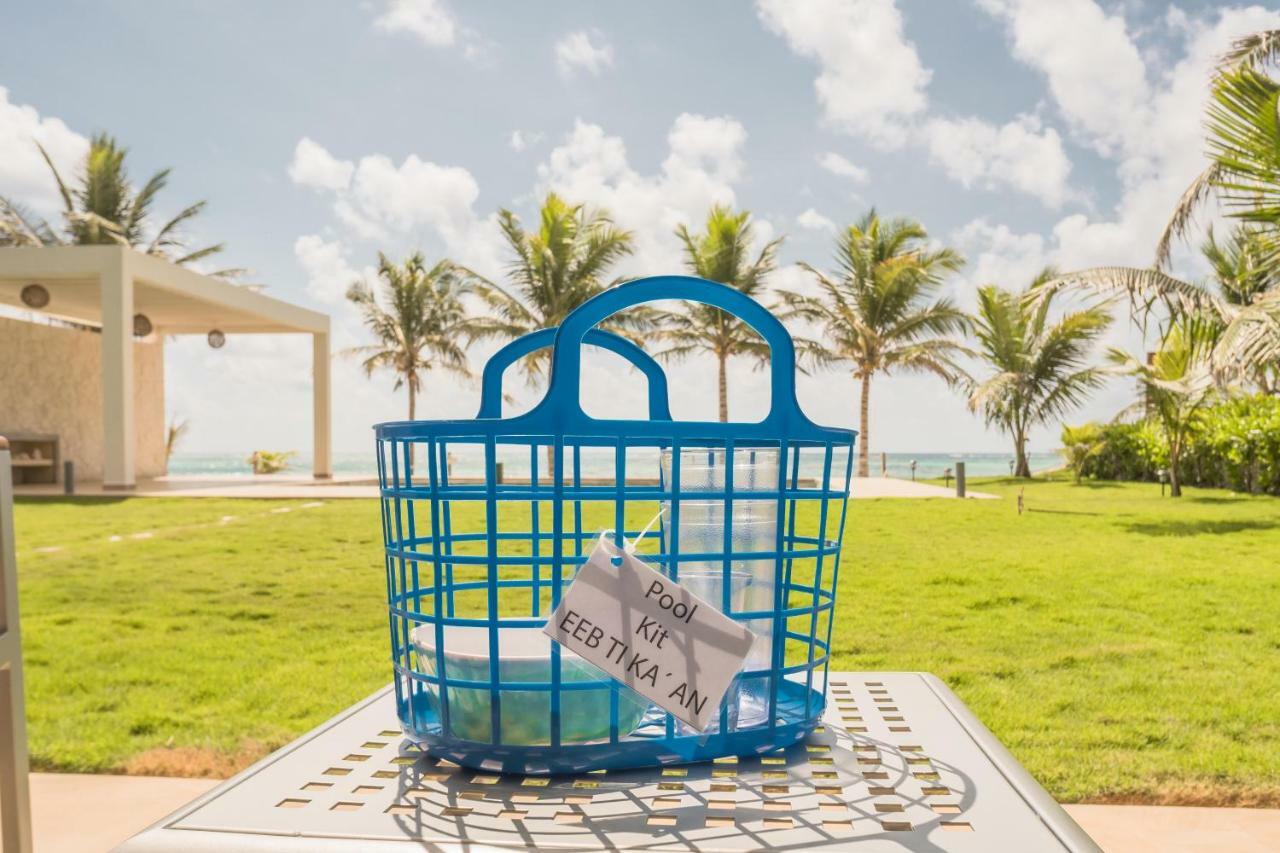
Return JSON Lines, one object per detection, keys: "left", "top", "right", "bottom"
{"left": 293, "top": 235, "right": 377, "bottom": 305}
{"left": 797, "top": 208, "right": 836, "bottom": 231}
{"left": 924, "top": 114, "right": 1073, "bottom": 208}
{"left": 508, "top": 130, "right": 543, "bottom": 152}
{"left": 975, "top": 3, "right": 1280, "bottom": 272}
{"left": 952, "top": 218, "right": 1051, "bottom": 292}
{"left": 817, "top": 152, "right": 868, "bottom": 183}
{"left": 371, "top": 0, "right": 491, "bottom": 61}
{"left": 757, "top": 0, "right": 1075, "bottom": 209}
{"left": 288, "top": 137, "right": 354, "bottom": 192}
{"left": 287, "top": 137, "right": 505, "bottom": 283}
{"left": 756, "top": 0, "right": 931, "bottom": 147}
{"left": 288, "top": 138, "right": 482, "bottom": 246}
{"left": 345, "top": 155, "right": 480, "bottom": 239}
{"left": 373, "top": 0, "right": 456, "bottom": 47}
{"left": 975, "top": 0, "right": 1150, "bottom": 158}
{"left": 555, "top": 30, "right": 614, "bottom": 78}
{"left": 537, "top": 114, "right": 749, "bottom": 274}
{"left": 0, "top": 86, "right": 89, "bottom": 218}
{"left": 664, "top": 114, "right": 747, "bottom": 187}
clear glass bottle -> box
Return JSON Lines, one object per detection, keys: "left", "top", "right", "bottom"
{"left": 659, "top": 447, "right": 779, "bottom": 730}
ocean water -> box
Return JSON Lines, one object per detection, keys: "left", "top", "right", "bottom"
{"left": 168, "top": 450, "right": 1061, "bottom": 480}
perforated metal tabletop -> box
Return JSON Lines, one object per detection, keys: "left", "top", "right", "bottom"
{"left": 116, "top": 672, "right": 1099, "bottom": 851}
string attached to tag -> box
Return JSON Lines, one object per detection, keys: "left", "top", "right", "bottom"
{"left": 601, "top": 506, "right": 666, "bottom": 555}
{"left": 628, "top": 506, "right": 666, "bottom": 554}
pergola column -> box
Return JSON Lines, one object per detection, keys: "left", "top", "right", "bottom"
{"left": 101, "top": 254, "right": 135, "bottom": 490}
{"left": 313, "top": 330, "right": 332, "bottom": 479}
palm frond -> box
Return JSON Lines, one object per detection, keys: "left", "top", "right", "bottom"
{"left": 966, "top": 371, "right": 1021, "bottom": 417}
{"left": 146, "top": 200, "right": 207, "bottom": 255}
{"left": 1155, "top": 163, "right": 1222, "bottom": 269}
{"left": 126, "top": 169, "right": 170, "bottom": 244}
{"left": 1206, "top": 67, "right": 1280, "bottom": 225}
{"left": 0, "top": 197, "right": 59, "bottom": 246}
{"left": 35, "top": 141, "right": 75, "bottom": 213}
{"left": 1031, "top": 367, "right": 1109, "bottom": 423}
{"left": 1214, "top": 291, "right": 1280, "bottom": 375}
{"left": 1221, "top": 29, "right": 1280, "bottom": 70}
{"left": 66, "top": 210, "right": 128, "bottom": 245}
{"left": 172, "top": 243, "right": 225, "bottom": 266}
{"left": 1042, "top": 266, "right": 1217, "bottom": 323}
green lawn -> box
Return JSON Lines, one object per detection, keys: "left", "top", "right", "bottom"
{"left": 12, "top": 478, "right": 1280, "bottom": 804}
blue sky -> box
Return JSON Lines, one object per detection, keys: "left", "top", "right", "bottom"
{"left": 3, "top": 1, "right": 1277, "bottom": 458}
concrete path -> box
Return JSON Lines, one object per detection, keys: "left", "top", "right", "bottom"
{"left": 848, "top": 476, "right": 996, "bottom": 499}
{"left": 1063, "top": 804, "right": 1280, "bottom": 852}
{"left": 30, "top": 772, "right": 217, "bottom": 853}
{"left": 15, "top": 473, "right": 380, "bottom": 499}
{"left": 18, "top": 474, "right": 994, "bottom": 501}
{"left": 26, "top": 772, "right": 1278, "bottom": 852}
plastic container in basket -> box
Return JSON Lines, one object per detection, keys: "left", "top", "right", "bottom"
{"left": 375, "top": 276, "right": 855, "bottom": 774}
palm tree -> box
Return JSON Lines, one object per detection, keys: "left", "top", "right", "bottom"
{"left": 468, "top": 192, "right": 637, "bottom": 378}
{"left": 1109, "top": 320, "right": 1220, "bottom": 497}
{"left": 345, "top": 252, "right": 474, "bottom": 421}
{"left": 1140, "top": 31, "right": 1280, "bottom": 387}
{"left": 779, "top": 210, "right": 967, "bottom": 477}
{"left": 968, "top": 270, "right": 1112, "bottom": 478}
{"left": 1201, "top": 225, "right": 1279, "bottom": 307}
{"left": 0, "top": 133, "right": 231, "bottom": 272}
{"left": 655, "top": 205, "right": 782, "bottom": 422}
{"left": 1155, "top": 30, "right": 1280, "bottom": 267}
{"left": 1044, "top": 225, "right": 1279, "bottom": 392}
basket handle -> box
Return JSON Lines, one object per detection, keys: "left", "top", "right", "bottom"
{"left": 543, "top": 276, "right": 800, "bottom": 424}
{"left": 477, "top": 327, "right": 673, "bottom": 420}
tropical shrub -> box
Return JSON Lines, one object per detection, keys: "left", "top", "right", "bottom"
{"left": 1059, "top": 422, "right": 1107, "bottom": 483}
{"left": 248, "top": 451, "right": 296, "bottom": 475}
{"left": 1185, "top": 395, "right": 1280, "bottom": 494}
{"left": 1080, "top": 421, "right": 1168, "bottom": 483}
{"left": 1079, "top": 395, "right": 1280, "bottom": 493}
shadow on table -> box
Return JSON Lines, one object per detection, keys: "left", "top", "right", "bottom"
{"left": 387, "top": 727, "right": 978, "bottom": 852}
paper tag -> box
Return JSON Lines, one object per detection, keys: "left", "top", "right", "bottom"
{"left": 542, "top": 534, "right": 755, "bottom": 732}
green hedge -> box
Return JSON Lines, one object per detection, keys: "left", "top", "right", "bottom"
{"left": 1080, "top": 395, "right": 1280, "bottom": 494}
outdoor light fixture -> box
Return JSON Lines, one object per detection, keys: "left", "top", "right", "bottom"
{"left": 20, "top": 283, "right": 50, "bottom": 308}
{"left": 132, "top": 313, "right": 153, "bottom": 337}
{"left": 207, "top": 329, "right": 226, "bottom": 349}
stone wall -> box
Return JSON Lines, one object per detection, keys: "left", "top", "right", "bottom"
{"left": 0, "top": 315, "right": 165, "bottom": 481}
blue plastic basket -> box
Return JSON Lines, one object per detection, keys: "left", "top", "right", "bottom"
{"left": 375, "top": 276, "right": 855, "bottom": 774}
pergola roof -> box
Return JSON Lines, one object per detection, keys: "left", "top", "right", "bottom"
{"left": 0, "top": 244, "right": 332, "bottom": 487}
{"left": 0, "top": 245, "right": 326, "bottom": 334}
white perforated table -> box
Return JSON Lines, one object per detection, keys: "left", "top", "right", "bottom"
{"left": 116, "top": 673, "right": 1100, "bottom": 851}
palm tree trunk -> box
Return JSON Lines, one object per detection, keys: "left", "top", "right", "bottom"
{"left": 1014, "top": 429, "right": 1031, "bottom": 478}
{"left": 857, "top": 375, "right": 870, "bottom": 478}
{"left": 406, "top": 379, "right": 417, "bottom": 475}
{"left": 717, "top": 352, "right": 729, "bottom": 423}
{"left": 1169, "top": 437, "right": 1183, "bottom": 497}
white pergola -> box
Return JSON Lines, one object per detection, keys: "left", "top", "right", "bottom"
{"left": 0, "top": 245, "right": 331, "bottom": 488}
